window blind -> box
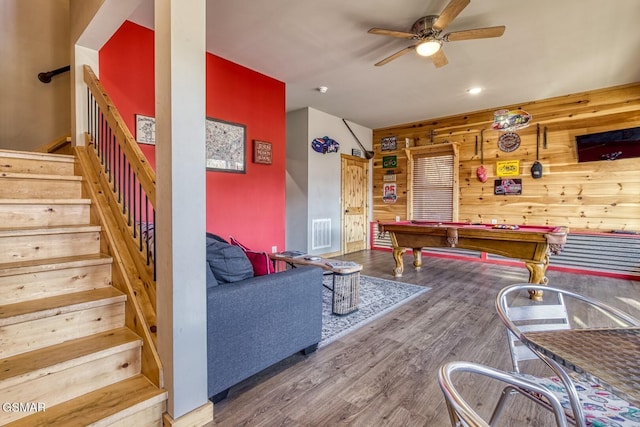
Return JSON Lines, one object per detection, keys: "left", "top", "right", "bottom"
{"left": 412, "top": 154, "right": 454, "bottom": 221}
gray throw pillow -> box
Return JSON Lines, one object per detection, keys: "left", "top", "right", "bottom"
{"left": 205, "top": 237, "right": 253, "bottom": 285}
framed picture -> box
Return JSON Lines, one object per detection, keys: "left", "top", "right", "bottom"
{"left": 381, "top": 136, "right": 398, "bottom": 151}
{"left": 206, "top": 118, "right": 246, "bottom": 173}
{"left": 253, "top": 140, "right": 272, "bottom": 164}
{"left": 135, "top": 114, "right": 156, "bottom": 145}
{"left": 382, "top": 155, "right": 397, "bottom": 168}
{"left": 494, "top": 178, "right": 522, "bottom": 195}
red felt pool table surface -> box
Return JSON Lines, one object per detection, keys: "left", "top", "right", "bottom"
{"left": 377, "top": 221, "right": 568, "bottom": 297}
{"left": 406, "top": 221, "right": 563, "bottom": 234}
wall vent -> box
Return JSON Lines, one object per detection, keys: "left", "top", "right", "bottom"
{"left": 312, "top": 218, "right": 331, "bottom": 250}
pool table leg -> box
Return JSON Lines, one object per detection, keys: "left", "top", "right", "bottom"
{"left": 392, "top": 247, "right": 406, "bottom": 277}
{"left": 412, "top": 248, "right": 423, "bottom": 271}
{"left": 525, "top": 255, "right": 549, "bottom": 301}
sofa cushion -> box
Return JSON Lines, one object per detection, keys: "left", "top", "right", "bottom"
{"left": 206, "top": 232, "right": 228, "bottom": 244}
{"left": 206, "top": 237, "right": 253, "bottom": 285}
{"left": 229, "top": 236, "right": 275, "bottom": 276}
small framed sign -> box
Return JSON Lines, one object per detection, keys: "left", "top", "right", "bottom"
{"left": 135, "top": 114, "right": 156, "bottom": 145}
{"left": 494, "top": 179, "right": 522, "bottom": 195}
{"left": 496, "top": 160, "right": 520, "bottom": 177}
{"left": 383, "top": 182, "right": 397, "bottom": 203}
{"left": 381, "top": 136, "right": 398, "bottom": 151}
{"left": 253, "top": 140, "right": 272, "bottom": 164}
{"left": 382, "top": 155, "right": 397, "bottom": 168}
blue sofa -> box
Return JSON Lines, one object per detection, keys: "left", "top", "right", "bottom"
{"left": 205, "top": 239, "right": 323, "bottom": 402}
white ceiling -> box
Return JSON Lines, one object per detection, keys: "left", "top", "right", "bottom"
{"left": 129, "top": 0, "right": 640, "bottom": 129}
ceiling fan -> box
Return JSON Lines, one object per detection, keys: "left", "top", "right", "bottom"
{"left": 368, "top": 0, "right": 505, "bottom": 68}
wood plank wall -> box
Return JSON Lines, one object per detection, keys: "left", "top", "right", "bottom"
{"left": 372, "top": 82, "right": 640, "bottom": 232}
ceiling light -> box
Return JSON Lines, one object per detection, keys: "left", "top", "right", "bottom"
{"left": 318, "top": 86, "right": 328, "bottom": 94}
{"left": 467, "top": 87, "right": 482, "bottom": 95}
{"left": 416, "top": 39, "right": 441, "bottom": 57}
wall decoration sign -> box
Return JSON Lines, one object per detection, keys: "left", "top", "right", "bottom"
{"left": 494, "top": 178, "right": 522, "bottom": 195}
{"left": 383, "top": 174, "right": 397, "bottom": 182}
{"left": 253, "top": 140, "right": 272, "bottom": 164}
{"left": 496, "top": 160, "right": 520, "bottom": 177}
{"left": 382, "top": 155, "right": 397, "bottom": 168}
{"left": 311, "top": 136, "right": 340, "bottom": 154}
{"left": 491, "top": 109, "right": 532, "bottom": 132}
{"left": 352, "top": 148, "right": 362, "bottom": 157}
{"left": 381, "top": 136, "right": 398, "bottom": 151}
{"left": 497, "top": 132, "right": 521, "bottom": 152}
{"left": 135, "top": 114, "right": 156, "bottom": 145}
{"left": 382, "top": 182, "right": 397, "bottom": 203}
{"left": 206, "top": 118, "right": 246, "bottom": 173}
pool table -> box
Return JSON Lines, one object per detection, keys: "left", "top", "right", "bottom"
{"left": 377, "top": 221, "right": 569, "bottom": 300}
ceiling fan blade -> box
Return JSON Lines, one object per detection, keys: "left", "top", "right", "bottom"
{"left": 374, "top": 45, "right": 416, "bottom": 66}
{"left": 445, "top": 25, "right": 506, "bottom": 42}
{"left": 368, "top": 28, "right": 416, "bottom": 39}
{"left": 431, "top": 49, "right": 448, "bottom": 68}
{"left": 433, "top": 0, "right": 470, "bottom": 31}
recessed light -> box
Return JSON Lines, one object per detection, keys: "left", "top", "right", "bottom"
{"left": 318, "top": 86, "right": 328, "bottom": 94}
{"left": 467, "top": 87, "right": 482, "bottom": 95}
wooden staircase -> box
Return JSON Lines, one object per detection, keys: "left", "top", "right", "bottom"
{"left": 0, "top": 149, "right": 166, "bottom": 426}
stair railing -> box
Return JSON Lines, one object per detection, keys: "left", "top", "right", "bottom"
{"left": 83, "top": 65, "right": 157, "bottom": 278}
{"left": 78, "top": 64, "right": 162, "bottom": 388}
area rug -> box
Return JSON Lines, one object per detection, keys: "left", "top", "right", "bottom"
{"left": 319, "top": 275, "right": 430, "bottom": 348}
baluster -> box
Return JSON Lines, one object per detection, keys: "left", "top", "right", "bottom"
{"left": 152, "top": 209, "right": 156, "bottom": 281}
{"left": 145, "top": 194, "right": 149, "bottom": 265}
{"left": 138, "top": 182, "right": 143, "bottom": 252}
{"left": 133, "top": 172, "right": 138, "bottom": 239}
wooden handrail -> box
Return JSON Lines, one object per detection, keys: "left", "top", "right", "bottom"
{"left": 33, "top": 135, "right": 71, "bottom": 154}
{"left": 80, "top": 64, "right": 162, "bottom": 387}
{"left": 83, "top": 65, "right": 156, "bottom": 207}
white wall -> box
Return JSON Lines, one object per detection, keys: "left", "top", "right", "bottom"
{"left": 285, "top": 108, "right": 310, "bottom": 251}
{"left": 0, "top": 0, "right": 71, "bottom": 150}
{"left": 286, "top": 107, "right": 373, "bottom": 255}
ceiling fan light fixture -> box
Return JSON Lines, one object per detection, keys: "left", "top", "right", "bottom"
{"left": 416, "top": 39, "right": 442, "bottom": 57}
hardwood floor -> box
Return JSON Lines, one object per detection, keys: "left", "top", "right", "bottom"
{"left": 213, "top": 250, "right": 640, "bottom": 426}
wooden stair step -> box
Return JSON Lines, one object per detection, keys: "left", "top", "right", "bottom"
{"left": 0, "top": 149, "right": 75, "bottom": 176}
{"left": 0, "top": 254, "right": 113, "bottom": 305}
{"left": 0, "top": 199, "right": 91, "bottom": 228}
{"left": 0, "top": 327, "right": 140, "bottom": 388}
{"left": 0, "top": 329, "right": 142, "bottom": 425}
{"left": 0, "top": 288, "right": 126, "bottom": 359}
{"left": 0, "top": 287, "right": 125, "bottom": 327}
{"left": 0, "top": 253, "right": 112, "bottom": 277}
{"left": 5, "top": 375, "right": 167, "bottom": 427}
{"left": 0, "top": 225, "right": 101, "bottom": 264}
{"left": 0, "top": 172, "right": 82, "bottom": 199}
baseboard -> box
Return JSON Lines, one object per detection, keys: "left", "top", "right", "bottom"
{"left": 163, "top": 401, "right": 214, "bottom": 427}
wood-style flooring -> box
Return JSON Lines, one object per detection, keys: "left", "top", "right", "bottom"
{"left": 213, "top": 250, "right": 640, "bottom": 426}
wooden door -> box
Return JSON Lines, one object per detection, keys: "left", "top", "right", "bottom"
{"left": 341, "top": 154, "right": 369, "bottom": 254}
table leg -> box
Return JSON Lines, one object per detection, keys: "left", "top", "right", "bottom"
{"left": 392, "top": 247, "right": 406, "bottom": 277}
{"left": 412, "top": 248, "right": 423, "bottom": 270}
{"left": 525, "top": 255, "right": 549, "bottom": 301}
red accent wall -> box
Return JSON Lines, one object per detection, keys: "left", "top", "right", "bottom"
{"left": 99, "top": 21, "right": 286, "bottom": 252}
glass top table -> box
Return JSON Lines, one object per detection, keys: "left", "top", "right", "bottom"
{"left": 523, "top": 327, "right": 640, "bottom": 407}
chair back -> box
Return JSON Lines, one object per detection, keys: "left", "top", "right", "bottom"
{"left": 498, "top": 286, "right": 570, "bottom": 372}
{"left": 438, "top": 361, "right": 569, "bottom": 427}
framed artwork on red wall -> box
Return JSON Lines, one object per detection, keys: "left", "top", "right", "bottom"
{"left": 205, "top": 118, "right": 246, "bottom": 173}
{"left": 253, "top": 140, "right": 272, "bottom": 164}
{"left": 135, "top": 114, "right": 156, "bottom": 145}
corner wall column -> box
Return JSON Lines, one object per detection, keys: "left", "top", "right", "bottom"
{"left": 155, "top": 0, "right": 211, "bottom": 421}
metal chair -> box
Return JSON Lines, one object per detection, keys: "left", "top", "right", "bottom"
{"left": 494, "top": 283, "right": 640, "bottom": 427}
{"left": 438, "top": 361, "right": 569, "bottom": 427}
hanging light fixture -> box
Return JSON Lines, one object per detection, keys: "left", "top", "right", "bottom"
{"left": 416, "top": 38, "right": 442, "bottom": 57}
